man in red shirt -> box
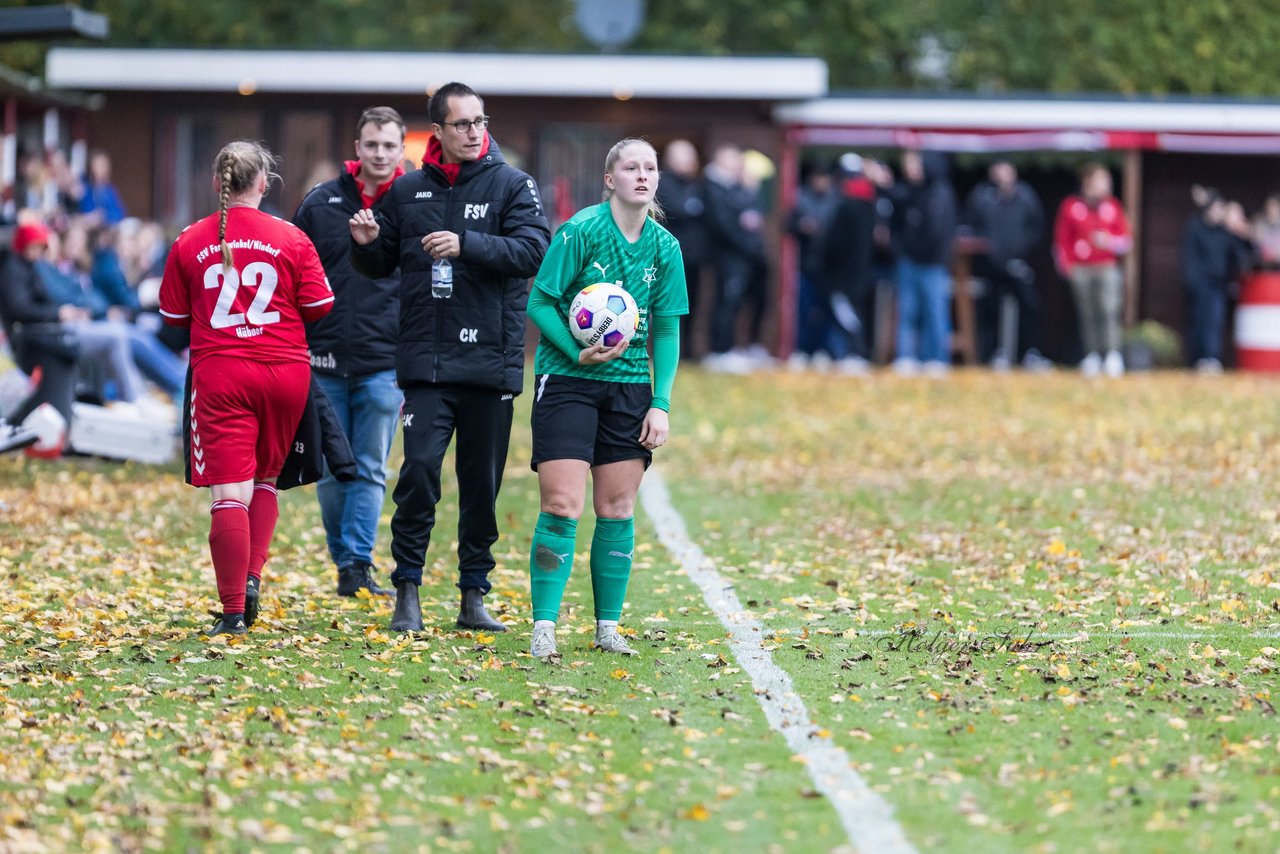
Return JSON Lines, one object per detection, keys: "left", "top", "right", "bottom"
{"left": 161, "top": 140, "right": 334, "bottom": 635}
{"left": 1053, "top": 163, "right": 1132, "bottom": 377}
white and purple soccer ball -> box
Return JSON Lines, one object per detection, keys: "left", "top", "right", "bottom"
{"left": 568, "top": 283, "right": 639, "bottom": 348}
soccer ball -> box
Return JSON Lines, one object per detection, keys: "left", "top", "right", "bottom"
{"left": 568, "top": 283, "right": 639, "bottom": 348}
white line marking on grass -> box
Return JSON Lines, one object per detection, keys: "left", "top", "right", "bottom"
{"left": 639, "top": 470, "right": 916, "bottom": 854}
{"left": 852, "top": 628, "right": 1280, "bottom": 642}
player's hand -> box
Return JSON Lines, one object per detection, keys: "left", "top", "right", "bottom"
{"left": 349, "top": 209, "right": 380, "bottom": 245}
{"left": 578, "top": 338, "right": 629, "bottom": 365}
{"left": 638, "top": 408, "right": 669, "bottom": 450}
{"left": 422, "top": 231, "right": 461, "bottom": 259}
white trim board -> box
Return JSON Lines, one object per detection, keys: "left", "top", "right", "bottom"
{"left": 46, "top": 48, "right": 827, "bottom": 100}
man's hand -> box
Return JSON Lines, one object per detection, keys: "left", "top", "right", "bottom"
{"left": 349, "top": 209, "right": 380, "bottom": 245}
{"left": 422, "top": 231, "right": 461, "bottom": 259}
{"left": 577, "top": 338, "right": 629, "bottom": 365}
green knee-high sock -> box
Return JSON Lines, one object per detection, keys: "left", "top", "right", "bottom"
{"left": 530, "top": 512, "right": 578, "bottom": 622}
{"left": 590, "top": 517, "right": 635, "bottom": 622}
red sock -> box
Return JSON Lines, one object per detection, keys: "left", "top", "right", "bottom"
{"left": 247, "top": 483, "right": 279, "bottom": 582}
{"left": 209, "top": 499, "right": 250, "bottom": 614}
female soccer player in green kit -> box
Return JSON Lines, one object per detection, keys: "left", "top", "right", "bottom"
{"left": 525, "top": 138, "right": 689, "bottom": 657}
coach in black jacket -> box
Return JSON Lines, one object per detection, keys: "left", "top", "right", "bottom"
{"left": 294, "top": 106, "right": 405, "bottom": 602}
{"left": 350, "top": 82, "right": 550, "bottom": 634}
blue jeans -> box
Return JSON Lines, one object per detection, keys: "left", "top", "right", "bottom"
{"left": 127, "top": 328, "right": 186, "bottom": 400}
{"left": 896, "top": 260, "right": 952, "bottom": 363}
{"left": 314, "top": 370, "right": 403, "bottom": 568}
{"left": 1187, "top": 283, "right": 1227, "bottom": 364}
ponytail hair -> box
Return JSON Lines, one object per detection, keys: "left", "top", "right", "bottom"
{"left": 603, "top": 137, "right": 664, "bottom": 222}
{"left": 213, "top": 140, "right": 279, "bottom": 270}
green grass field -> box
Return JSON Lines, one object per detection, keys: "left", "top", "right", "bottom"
{"left": 2, "top": 369, "right": 1278, "bottom": 853}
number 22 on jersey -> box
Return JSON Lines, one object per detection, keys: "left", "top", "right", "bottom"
{"left": 204, "top": 261, "right": 281, "bottom": 329}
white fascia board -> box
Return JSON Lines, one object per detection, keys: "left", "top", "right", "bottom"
{"left": 47, "top": 48, "right": 827, "bottom": 100}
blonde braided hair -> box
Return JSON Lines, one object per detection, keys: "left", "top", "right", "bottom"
{"left": 212, "top": 141, "right": 280, "bottom": 270}
{"left": 217, "top": 158, "right": 234, "bottom": 269}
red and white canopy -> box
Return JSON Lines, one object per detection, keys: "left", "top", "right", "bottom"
{"left": 775, "top": 96, "right": 1280, "bottom": 154}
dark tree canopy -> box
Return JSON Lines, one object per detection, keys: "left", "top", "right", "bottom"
{"left": 2, "top": 0, "right": 1276, "bottom": 97}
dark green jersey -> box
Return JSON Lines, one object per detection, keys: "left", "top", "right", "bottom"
{"left": 532, "top": 203, "right": 688, "bottom": 382}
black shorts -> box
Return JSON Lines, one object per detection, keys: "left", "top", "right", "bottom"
{"left": 530, "top": 373, "right": 652, "bottom": 470}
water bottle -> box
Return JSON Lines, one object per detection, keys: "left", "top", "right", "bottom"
{"left": 431, "top": 257, "right": 453, "bottom": 299}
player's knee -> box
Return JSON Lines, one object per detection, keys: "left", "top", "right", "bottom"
{"left": 593, "top": 494, "right": 636, "bottom": 519}
{"left": 541, "top": 493, "right": 583, "bottom": 520}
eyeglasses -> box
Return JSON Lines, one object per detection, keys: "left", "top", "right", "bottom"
{"left": 441, "top": 116, "right": 489, "bottom": 134}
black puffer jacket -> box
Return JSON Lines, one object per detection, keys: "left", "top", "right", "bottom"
{"left": 293, "top": 168, "right": 400, "bottom": 378}
{"left": 350, "top": 137, "right": 550, "bottom": 394}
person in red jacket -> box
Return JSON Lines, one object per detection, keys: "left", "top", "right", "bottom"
{"left": 160, "top": 141, "right": 334, "bottom": 635}
{"left": 1053, "top": 162, "right": 1132, "bottom": 377}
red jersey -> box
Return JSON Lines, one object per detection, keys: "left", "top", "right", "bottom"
{"left": 1053, "top": 194, "right": 1132, "bottom": 274}
{"left": 159, "top": 207, "right": 334, "bottom": 365}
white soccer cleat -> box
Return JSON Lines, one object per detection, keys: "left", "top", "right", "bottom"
{"left": 594, "top": 625, "right": 638, "bottom": 656}
{"left": 1103, "top": 350, "right": 1125, "bottom": 378}
{"left": 530, "top": 623, "right": 558, "bottom": 658}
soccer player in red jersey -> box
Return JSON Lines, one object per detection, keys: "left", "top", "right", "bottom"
{"left": 160, "top": 141, "right": 334, "bottom": 635}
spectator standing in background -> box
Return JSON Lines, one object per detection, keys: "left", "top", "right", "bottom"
{"left": 1053, "top": 163, "right": 1132, "bottom": 378}
{"left": 1181, "top": 189, "right": 1234, "bottom": 373}
{"left": 1252, "top": 194, "right": 1280, "bottom": 268}
{"left": 890, "top": 150, "right": 957, "bottom": 376}
{"left": 964, "top": 159, "right": 1049, "bottom": 371}
{"left": 655, "top": 139, "right": 707, "bottom": 360}
{"left": 786, "top": 161, "right": 839, "bottom": 369}
{"left": 1223, "top": 200, "right": 1257, "bottom": 273}
{"left": 817, "top": 153, "right": 878, "bottom": 372}
{"left": 866, "top": 157, "right": 898, "bottom": 362}
{"left": 703, "top": 144, "right": 768, "bottom": 373}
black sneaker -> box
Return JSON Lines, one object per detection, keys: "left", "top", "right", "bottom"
{"left": 336, "top": 563, "right": 360, "bottom": 596}
{"left": 244, "top": 577, "right": 261, "bottom": 628}
{"left": 337, "top": 562, "right": 393, "bottom": 597}
{"left": 205, "top": 613, "right": 247, "bottom": 636}
{"left": 359, "top": 562, "right": 393, "bottom": 597}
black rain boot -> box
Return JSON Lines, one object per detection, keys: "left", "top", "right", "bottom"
{"left": 358, "top": 562, "right": 393, "bottom": 597}
{"left": 244, "top": 577, "right": 260, "bottom": 627}
{"left": 389, "top": 582, "right": 423, "bottom": 632}
{"left": 456, "top": 588, "right": 507, "bottom": 632}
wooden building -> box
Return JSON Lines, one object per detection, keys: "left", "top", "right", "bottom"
{"left": 44, "top": 47, "right": 825, "bottom": 228}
